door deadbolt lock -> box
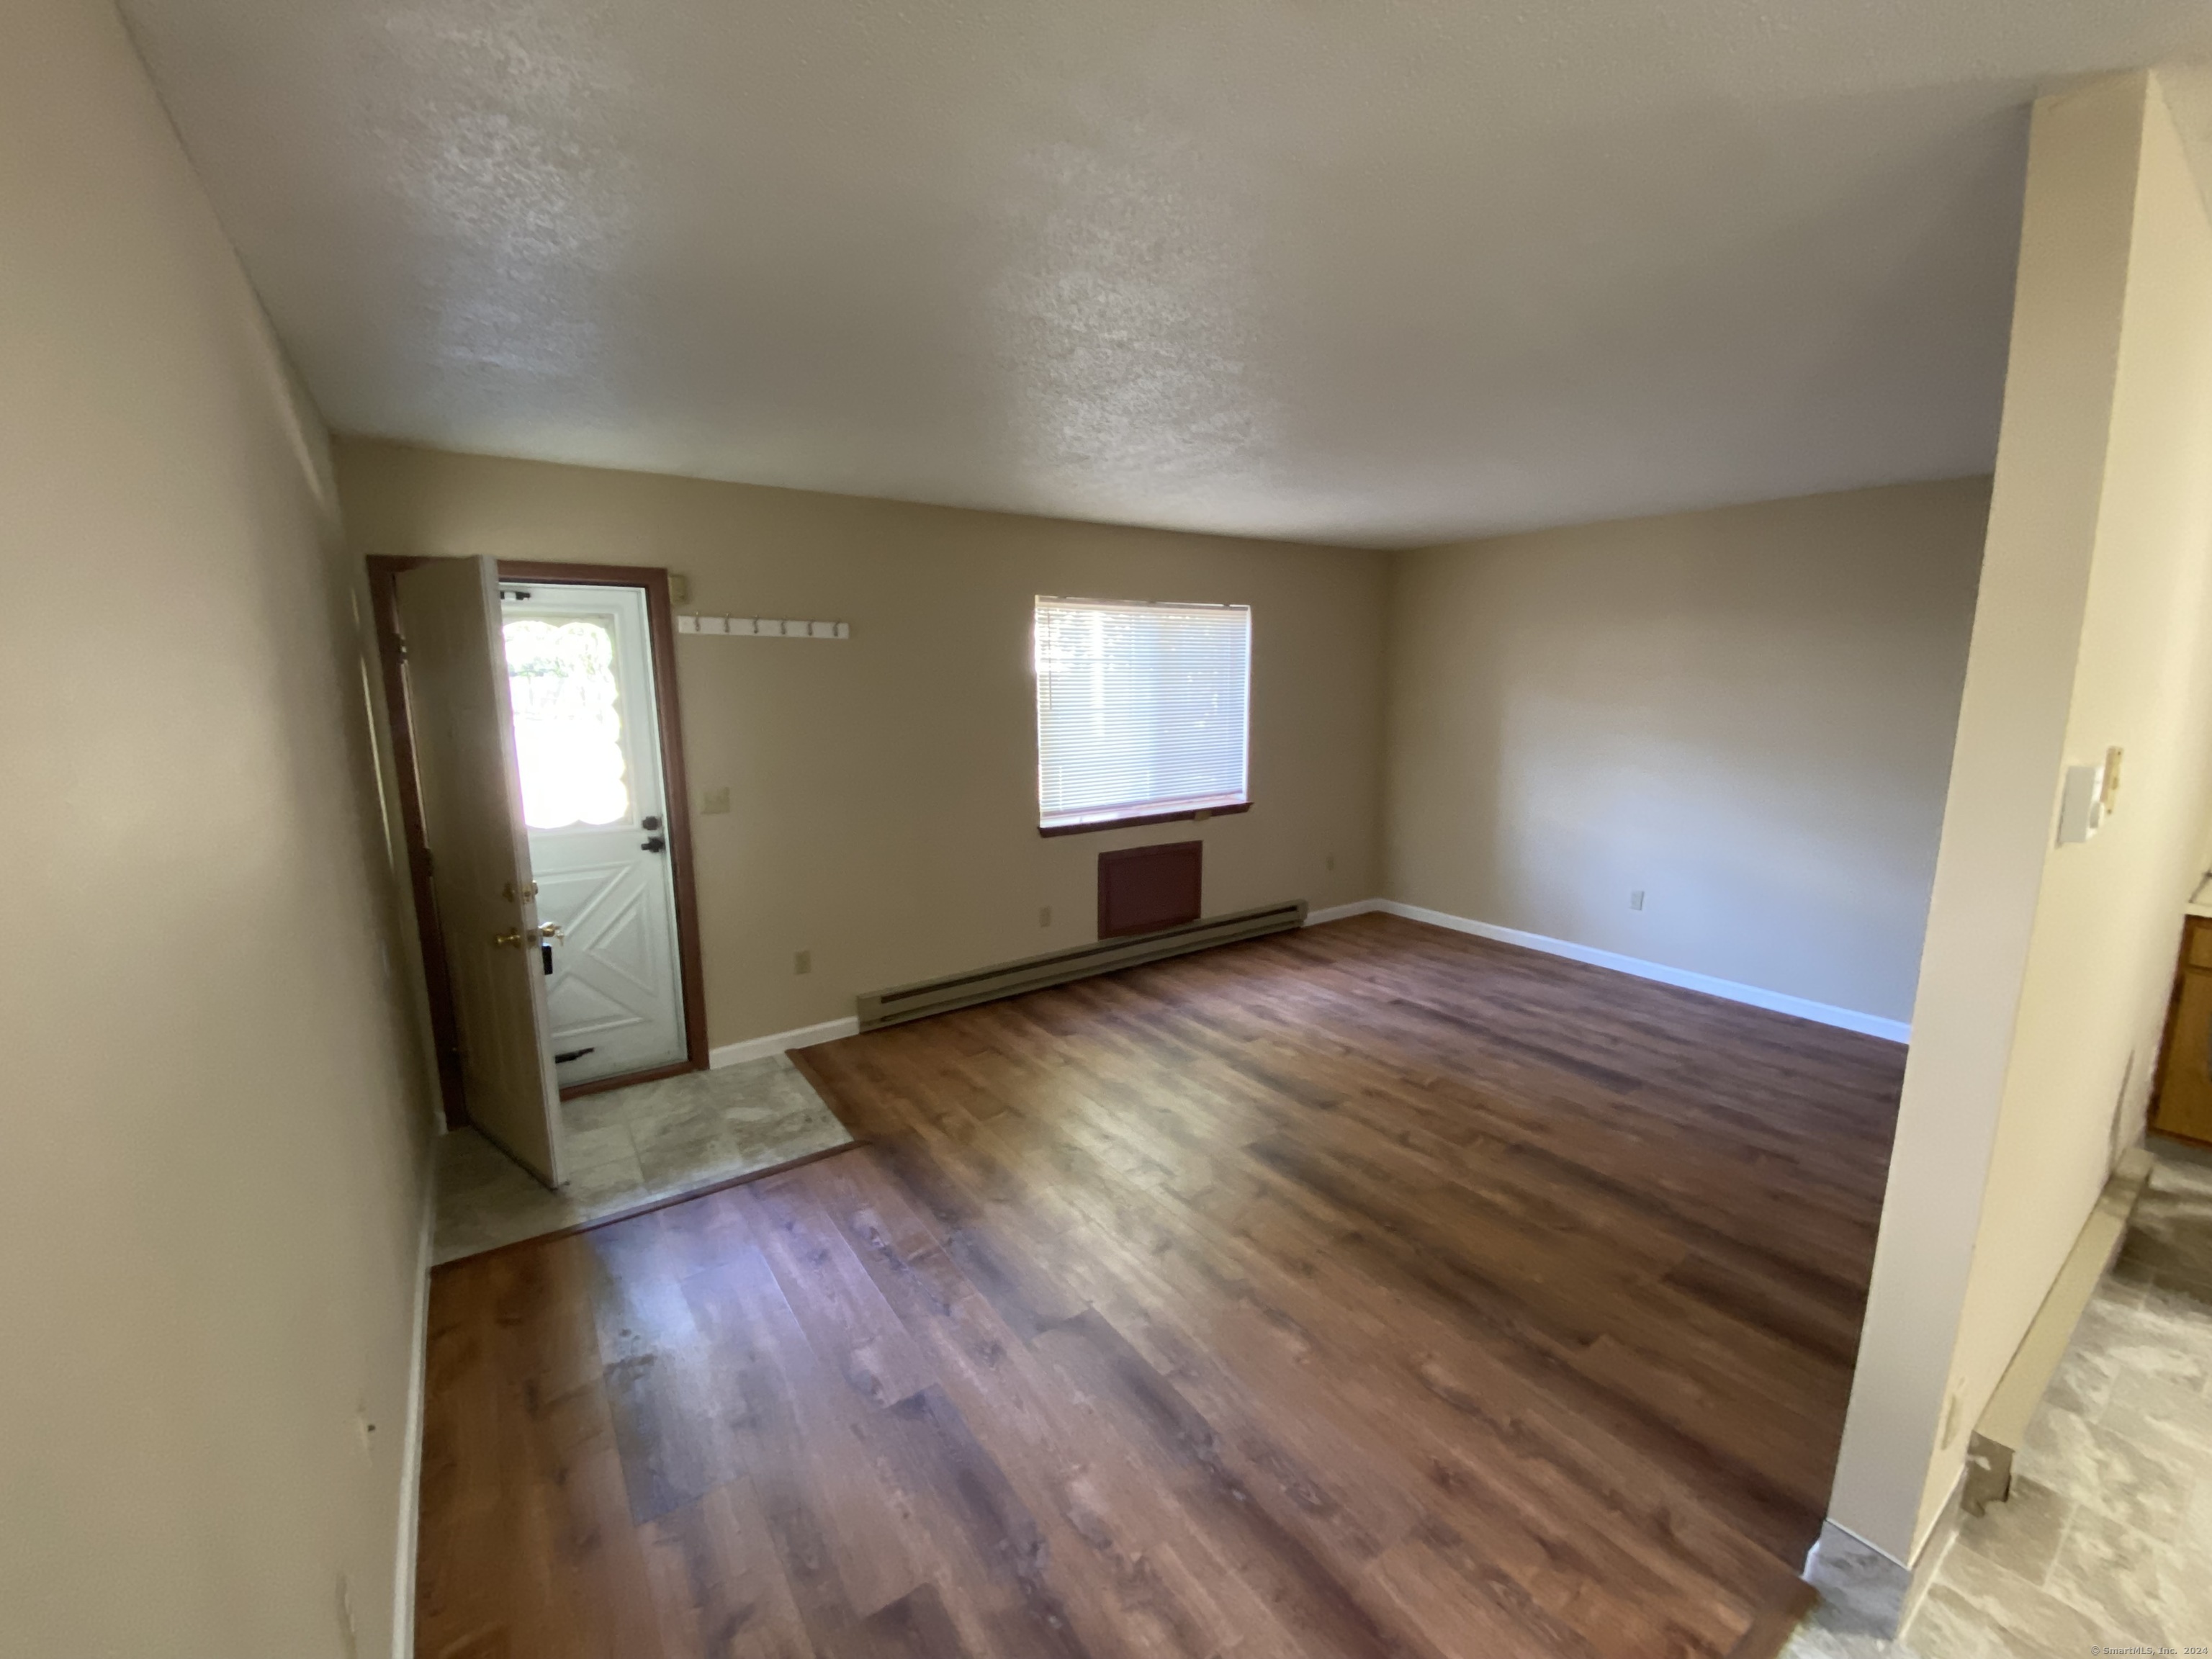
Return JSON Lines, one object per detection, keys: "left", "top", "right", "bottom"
{"left": 495, "top": 922, "right": 565, "bottom": 948}
{"left": 502, "top": 881, "right": 539, "bottom": 902}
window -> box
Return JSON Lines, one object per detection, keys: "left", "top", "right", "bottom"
{"left": 1034, "top": 596, "right": 1251, "bottom": 833}
{"left": 503, "top": 616, "right": 632, "bottom": 830}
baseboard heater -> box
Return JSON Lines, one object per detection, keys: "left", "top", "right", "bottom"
{"left": 856, "top": 899, "right": 1308, "bottom": 1032}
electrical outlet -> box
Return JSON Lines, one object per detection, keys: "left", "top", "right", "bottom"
{"left": 1629, "top": 889, "right": 1645, "bottom": 911}
{"left": 700, "top": 786, "right": 732, "bottom": 815}
{"left": 794, "top": 950, "right": 811, "bottom": 976}
{"left": 1039, "top": 905, "right": 1052, "bottom": 928}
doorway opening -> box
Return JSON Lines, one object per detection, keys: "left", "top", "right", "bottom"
{"left": 503, "top": 579, "right": 691, "bottom": 1089}
{"left": 367, "top": 557, "right": 709, "bottom": 1129}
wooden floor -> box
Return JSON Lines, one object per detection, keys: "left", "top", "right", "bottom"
{"left": 416, "top": 914, "right": 1904, "bottom": 1659}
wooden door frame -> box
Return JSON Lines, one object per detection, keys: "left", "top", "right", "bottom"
{"left": 367, "top": 555, "right": 469, "bottom": 1125}
{"left": 367, "top": 555, "right": 712, "bottom": 1122}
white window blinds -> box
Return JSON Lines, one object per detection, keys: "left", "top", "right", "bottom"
{"left": 1035, "top": 597, "right": 1251, "bottom": 831}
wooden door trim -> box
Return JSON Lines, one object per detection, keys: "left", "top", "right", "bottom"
{"left": 366, "top": 554, "right": 469, "bottom": 1128}
{"left": 366, "top": 554, "right": 711, "bottom": 1122}
{"left": 2149, "top": 917, "right": 2190, "bottom": 1134}
{"left": 495, "top": 559, "right": 712, "bottom": 1092}
{"left": 2150, "top": 914, "right": 2212, "bottom": 1148}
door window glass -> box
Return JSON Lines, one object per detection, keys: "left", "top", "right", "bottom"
{"left": 503, "top": 617, "right": 630, "bottom": 829}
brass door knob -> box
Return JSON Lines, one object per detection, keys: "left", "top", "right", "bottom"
{"left": 494, "top": 922, "right": 565, "bottom": 948}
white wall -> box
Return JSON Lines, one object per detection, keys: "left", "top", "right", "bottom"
{"left": 1826, "top": 66, "right": 2212, "bottom": 1566}
{"left": 1384, "top": 479, "right": 1988, "bottom": 1027}
{"left": 0, "top": 2, "right": 432, "bottom": 1655}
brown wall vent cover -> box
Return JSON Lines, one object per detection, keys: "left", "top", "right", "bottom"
{"left": 1098, "top": 841, "right": 1202, "bottom": 939}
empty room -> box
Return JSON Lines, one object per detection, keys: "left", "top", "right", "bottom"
{"left": 9, "top": 1, "right": 2212, "bottom": 1658}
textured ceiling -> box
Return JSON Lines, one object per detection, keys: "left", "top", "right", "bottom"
{"left": 120, "top": 0, "right": 2212, "bottom": 547}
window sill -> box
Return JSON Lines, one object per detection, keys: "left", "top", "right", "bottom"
{"left": 1038, "top": 801, "right": 1251, "bottom": 839}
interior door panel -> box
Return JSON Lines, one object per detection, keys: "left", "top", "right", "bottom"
{"left": 395, "top": 555, "right": 565, "bottom": 1185}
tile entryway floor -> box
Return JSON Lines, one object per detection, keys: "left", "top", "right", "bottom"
{"left": 431, "top": 1053, "right": 854, "bottom": 1264}
{"left": 1781, "top": 1146, "right": 2212, "bottom": 1658}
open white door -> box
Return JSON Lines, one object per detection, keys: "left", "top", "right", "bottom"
{"left": 395, "top": 556, "right": 565, "bottom": 1187}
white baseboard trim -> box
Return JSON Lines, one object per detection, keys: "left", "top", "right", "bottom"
{"left": 390, "top": 1160, "right": 435, "bottom": 1658}
{"left": 1304, "top": 898, "right": 1388, "bottom": 926}
{"left": 696, "top": 905, "right": 1907, "bottom": 1051}
{"left": 710, "top": 1015, "right": 861, "bottom": 1068}
{"left": 1377, "top": 900, "right": 1912, "bottom": 1043}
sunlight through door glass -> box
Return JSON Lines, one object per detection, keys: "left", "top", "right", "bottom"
{"left": 503, "top": 618, "right": 630, "bottom": 829}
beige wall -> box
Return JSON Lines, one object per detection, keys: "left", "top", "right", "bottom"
{"left": 1827, "top": 68, "right": 2212, "bottom": 1565}
{"left": 335, "top": 440, "right": 1388, "bottom": 1047}
{"left": 0, "top": 4, "right": 432, "bottom": 1656}
{"left": 1384, "top": 480, "right": 1988, "bottom": 1025}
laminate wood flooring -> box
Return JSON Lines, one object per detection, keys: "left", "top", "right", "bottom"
{"left": 416, "top": 913, "right": 1905, "bottom": 1659}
